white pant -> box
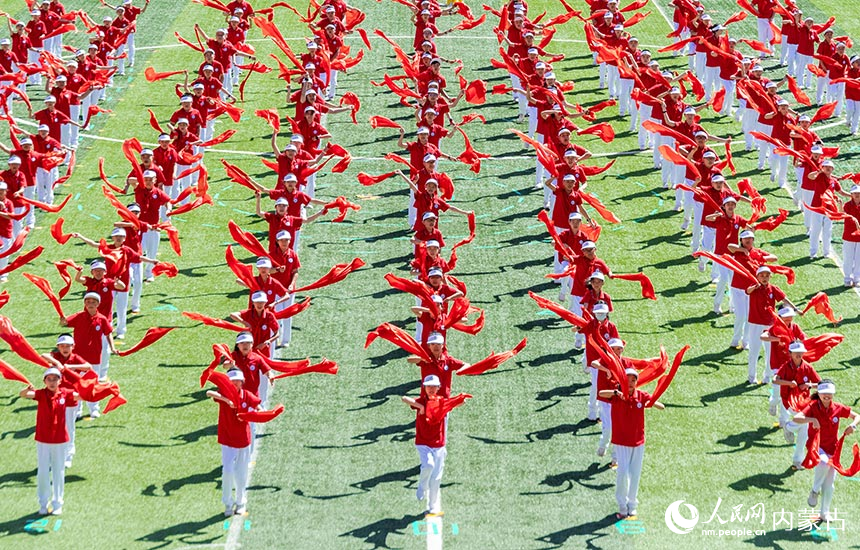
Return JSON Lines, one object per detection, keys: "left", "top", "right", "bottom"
{"left": 812, "top": 451, "right": 838, "bottom": 518}
{"left": 510, "top": 74, "right": 527, "bottom": 116}
{"left": 588, "top": 366, "right": 599, "bottom": 420}
{"left": 801, "top": 189, "right": 814, "bottom": 228}
{"left": 598, "top": 400, "right": 613, "bottom": 455}
{"left": 174, "top": 164, "right": 194, "bottom": 200}
{"left": 780, "top": 36, "right": 789, "bottom": 65}
{"left": 636, "top": 112, "right": 653, "bottom": 149}
{"left": 808, "top": 211, "right": 832, "bottom": 257}
{"left": 747, "top": 323, "right": 772, "bottom": 382}
{"left": 714, "top": 265, "right": 731, "bottom": 310}
{"left": 829, "top": 82, "right": 845, "bottom": 115}
{"left": 786, "top": 44, "right": 798, "bottom": 76}
{"left": 784, "top": 409, "right": 809, "bottom": 464}
{"left": 126, "top": 32, "right": 136, "bottom": 66}
{"left": 326, "top": 70, "right": 338, "bottom": 99}
{"left": 114, "top": 44, "right": 126, "bottom": 75}
{"left": 606, "top": 65, "right": 620, "bottom": 99}
{"left": 704, "top": 65, "right": 719, "bottom": 101}
{"left": 816, "top": 76, "right": 829, "bottom": 105}
{"left": 416, "top": 445, "right": 446, "bottom": 514}
{"left": 114, "top": 290, "right": 129, "bottom": 336}
{"left": 796, "top": 53, "right": 814, "bottom": 88}
{"left": 36, "top": 167, "right": 57, "bottom": 206}
{"left": 742, "top": 108, "right": 758, "bottom": 150}
{"left": 0, "top": 235, "right": 9, "bottom": 272}
{"left": 222, "top": 73, "right": 234, "bottom": 97}
{"left": 276, "top": 293, "right": 294, "bottom": 345}
{"left": 569, "top": 293, "right": 585, "bottom": 348}
{"left": 130, "top": 263, "right": 142, "bottom": 311}
{"left": 527, "top": 105, "right": 538, "bottom": 138}
{"left": 731, "top": 288, "right": 749, "bottom": 346}
{"left": 660, "top": 138, "right": 675, "bottom": 184}
{"left": 22, "top": 185, "right": 36, "bottom": 228}
{"left": 843, "top": 241, "right": 860, "bottom": 283}
{"left": 68, "top": 104, "right": 80, "bottom": 146}
{"left": 64, "top": 406, "right": 77, "bottom": 462}
{"left": 847, "top": 99, "right": 860, "bottom": 133}
{"left": 757, "top": 18, "right": 773, "bottom": 48}
{"left": 618, "top": 78, "right": 634, "bottom": 116}
{"left": 221, "top": 444, "right": 251, "bottom": 508}
{"left": 37, "top": 442, "right": 65, "bottom": 510}
{"left": 720, "top": 79, "right": 736, "bottom": 115}
{"left": 771, "top": 152, "right": 788, "bottom": 187}
{"left": 142, "top": 230, "right": 159, "bottom": 278}
{"left": 756, "top": 123, "right": 771, "bottom": 168}
{"left": 694, "top": 52, "right": 706, "bottom": 76}
{"left": 28, "top": 49, "right": 42, "bottom": 85}
{"left": 615, "top": 444, "right": 644, "bottom": 515}
{"left": 535, "top": 133, "right": 546, "bottom": 187}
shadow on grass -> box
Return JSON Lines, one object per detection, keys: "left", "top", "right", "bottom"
{"left": 534, "top": 382, "right": 590, "bottom": 412}
{"left": 148, "top": 389, "right": 209, "bottom": 409}
{"left": 364, "top": 347, "right": 410, "bottom": 370}
{"left": 710, "top": 426, "right": 786, "bottom": 455}
{"left": 521, "top": 462, "right": 613, "bottom": 495}
{"left": 120, "top": 424, "right": 217, "bottom": 448}
{"left": 339, "top": 513, "right": 424, "bottom": 550}
{"left": 350, "top": 380, "right": 420, "bottom": 411}
{"left": 141, "top": 466, "right": 221, "bottom": 498}
{"left": 729, "top": 466, "right": 796, "bottom": 495}
{"left": 700, "top": 381, "right": 761, "bottom": 407}
{"left": 526, "top": 418, "right": 599, "bottom": 442}
{"left": 306, "top": 421, "right": 413, "bottom": 449}
{"left": 534, "top": 513, "right": 618, "bottom": 549}
{"left": 134, "top": 513, "right": 224, "bottom": 550}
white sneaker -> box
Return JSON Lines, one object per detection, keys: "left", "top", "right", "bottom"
{"left": 234, "top": 504, "right": 246, "bottom": 516}
{"left": 51, "top": 507, "right": 62, "bottom": 515}
{"left": 808, "top": 490, "right": 819, "bottom": 507}
{"left": 792, "top": 461, "right": 805, "bottom": 470}
{"left": 597, "top": 446, "right": 606, "bottom": 457}
{"left": 416, "top": 485, "right": 425, "bottom": 501}
{"left": 784, "top": 425, "right": 795, "bottom": 444}
{"left": 90, "top": 410, "right": 100, "bottom": 419}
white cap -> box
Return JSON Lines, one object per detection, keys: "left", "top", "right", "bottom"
{"left": 307, "top": 41, "right": 318, "bottom": 49}
{"left": 158, "top": 134, "right": 171, "bottom": 141}
{"left": 423, "top": 154, "right": 437, "bottom": 163}
{"left": 256, "top": 257, "right": 272, "bottom": 269}
{"left": 850, "top": 185, "right": 860, "bottom": 194}
{"left": 180, "top": 95, "right": 193, "bottom": 102}
{"left": 426, "top": 240, "right": 440, "bottom": 248}
{"left": 0, "top": 183, "right": 6, "bottom": 190}
{"left": 37, "top": 124, "right": 50, "bottom": 132}
{"left": 684, "top": 108, "right": 697, "bottom": 116}
{"left": 282, "top": 173, "right": 297, "bottom": 182}
{"left": 425, "top": 178, "right": 438, "bottom": 187}
{"left": 177, "top": 117, "right": 189, "bottom": 124}
{"left": 799, "top": 115, "right": 811, "bottom": 122}
{"left": 251, "top": 291, "right": 268, "bottom": 303}
{"left": 284, "top": 144, "right": 298, "bottom": 152}
{"left": 703, "top": 151, "right": 717, "bottom": 159}
{"left": 90, "top": 260, "right": 107, "bottom": 270}
{"left": 669, "top": 87, "right": 681, "bottom": 95}
{"left": 563, "top": 149, "right": 578, "bottom": 158}
{"left": 7, "top": 156, "right": 21, "bottom": 164}
{"left": 558, "top": 127, "right": 572, "bottom": 136}
{"left": 110, "top": 227, "right": 127, "bottom": 238}
{"left": 527, "top": 47, "right": 538, "bottom": 55}
{"left": 613, "top": 24, "right": 624, "bottom": 31}
{"left": 304, "top": 106, "right": 317, "bottom": 113}
{"left": 822, "top": 160, "right": 835, "bottom": 168}
{"left": 276, "top": 230, "right": 292, "bottom": 240}
{"left": 43, "top": 367, "right": 62, "bottom": 379}
{"left": 422, "top": 212, "right": 437, "bottom": 221}
{"left": 562, "top": 174, "right": 576, "bottom": 182}
{"left": 810, "top": 145, "right": 823, "bottom": 154}
{"left": 603, "top": 11, "right": 613, "bottom": 17}
{"left": 143, "top": 170, "right": 157, "bottom": 179}
{"left": 589, "top": 271, "right": 605, "bottom": 281}
{"left": 305, "top": 89, "right": 317, "bottom": 96}
{"left": 57, "top": 334, "right": 74, "bottom": 346}
{"left": 624, "top": 367, "right": 639, "bottom": 377}
{"left": 694, "top": 130, "right": 707, "bottom": 137}
{"left": 426, "top": 332, "right": 445, "bottom": 345}
{"left": 722, "top": 196, "right": 737, "bottom": 205}
{"left": 236, "top": 332, "right": 254, "bottom": 344}
{"left": 216, "top": 28, "right": 227, "bottom": 35}
{"left": 778, "top": 306, "right": 798, "bottom": 318}
{"left": 776, "top": 99, "right": 789, "bottom": 106}
{"left": 608, "top": 338, "right": 625, "bottom": 348}
{"left": 0, "top": 39, "right": 10, "bottom": 46}
{"left": 581, "top": 241, "right": 596, "bottom": 250}
{"left": 127, "top": 202, "right": 141, "bottom": 213}
{"left": 55, "top": 75, "right": 67, "bottom": 82}
{"left": 83, "top": 292, "right": 102, "bottom": 303}
{"left": 140, "top": 148, "right": 153, "bottom": 156}
{"left": 423, "top": 374, "right": 442, "bottom": 386}
{"left": 20, "top": 138, "right": 32, "bottom": 145}
{"left": 227, "top": 369, "right": 245, "bottom": 382}
{"left": 593, "top": 302, "right": 610, "bottom": 315}
{"left": 765, "top": 82, "right": 777, "bottom": 89}
{"left": 202, "top": 64, "right": 214, "bottom": 71}
{"left": 416, "top": 127, "right": 430, "bottom": 135}
{"left": 428, "top": 267, "right": 444, "bottom": 277}
{"left": 756, "top": 266, "right": 771, "bottom": 274}
{"left": 739, "top": 230, "right": 755, "bottom": 239}
{"left": 274, "top": 197, "right": 289, "bottom": 206}
{"left": 535, "top": 62, "right": 546, "bottom": 69}
{"left": 817, "top": 381, "right": 836, "bottom": 394}
{"left": 568, "top": 212, "right": 582, "bottom": 221}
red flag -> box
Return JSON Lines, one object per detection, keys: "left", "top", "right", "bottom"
{"left": 269, "top": 358, "right": 338, "bottom": 379}
{"left": 803, "top": 333, "right": 844, "bottom": 363}
{"left": 622, "top": 11, "right": 650, "bottom": 27}
{"left": 450, "top": 212, "right": 476, "bottom": 253}
{"left": 641, "top": 120, "right": 696, "bottom": 147}
{"left": 115, "top": 327, "right": 175, "bottom": 357}
{"left": 645, "top": 345, "right": 690, "bottom": 406}
{"left": 0, "top": 247, "right": 44, "bottom": 276}
{"left": 528, "top": 291, "right": 588, "bottom": 328}
{"left": 456, "top": 338, "right": 527, "bottom": 376}
{"left": 204, "top": 370, "right": 241, "bottom": 405}
{"left": 577, "top": 122, "right": 615, "bottom": 143}
{"left": 658, "top": 37, "right": 697, "bottom": 53}
{"left": 801, "top": 292, "right": 842, "bottom": 324}
{"left": 83, "top": 105, "right": 111, "bottom": 127}
{"left": 710, "top": 88, "right": 726, "bottom": 112}
{"left": 254, "top": 108, "right": 281, "bottom": 132}
{"left": 98, "top": 158, "right": 125, "bottom": 194}
{"left": 620, "top": 0, "right": 649, "bottom": 11}
{"left": 339, "top": 92, "right": 361, "bottom": 124}
{"left": 0, "top": 315, "right": 51, "bottom": 367}
{"left": 723, "top": 141, "right": 736, "bottom": 174}
{"left": 22, "top": 273, "right": 65, "bottom": 319}
{"left": 181, "top": 311, "right": 244, "bottom": 332}
{"left": 806, "top": 63, "right": 827, "bottom": 78}
{"left": 144, "top": 67, "right": 185, "bottom": 82}
{"left": 581, "top": 160, "right": 615, "bottom": 176}
{"left": 0, "top": 226, "right": 30, "bottom": 259}
{"left": 464, "top": 79, "right": 487, "bottom": 104}
{"left": 357, "top": 28, "right": 372, "bottom": 49}
{"left": 238, "top": 404, "right": 286, "bottom": 423}
{"left": 785, "top": 75, "right": 811, "bottom": 106}
{"left": 102, "top": 393, "right": 127, "bottom": 414}
{"left": 292, "top": 258, "right": 365, "bottom": 293}
{"left": 357, "top": 171, "right": 397, "bottom": 185}
{"left": 811, "top": 101, "right": 838, "bottom": 123}
{"left": 724, "top": 11, "right": 748, "bottom": 25}
{"left": 450, "top": 14, "right": 487, "bottom": 31}
{"left": 581, "top": 192, "right": 620, "bottom": 223}
{"left": 369, "top": 115, "right": 402, "bottom": 129}
{"left": 272, "top": 296, "right": 311, "bottom": 320}
{"left": 221, "top": 160, "right": 261, "bottom": 192}
{"left": 611, "top": 272, "right": 656, "bottom": 300}
{"left": 365, "top": 322, "right": 433, "bottom": 363}
{"left": 754, "top": 208, "right": 789, "bottom": 231}
{"left": 198, "top": 129, "right": 237, "bottom": 148}
{"left": 18, "top": 193, "right": 71, "bottom": 213}
{"left": 152, "top": 262, "right": 178, "bottom": 278}
{"left": 226, "top": 246, "right": 260, "bottom": 291}
{"left": 740, "top": 39, "right": 771, "bottom": 54}
{"left": 425, "top": 393, "right": 472, "bottom": 423}
{"left": 54, "top": 259, "right": 81, "bottom": 298}
{"left": 0, "top": 290, "right": 8, "bottom": 309}
{"left": 0, "top": 358, "right": 32, "bottom": 386}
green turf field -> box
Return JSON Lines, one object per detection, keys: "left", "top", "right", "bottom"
{"left": 2, "top": 0, "right": 860, "bottom": 548}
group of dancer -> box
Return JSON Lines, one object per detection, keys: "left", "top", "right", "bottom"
{"left": 0, "top": 0, "right": 859, "bottom": 535}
